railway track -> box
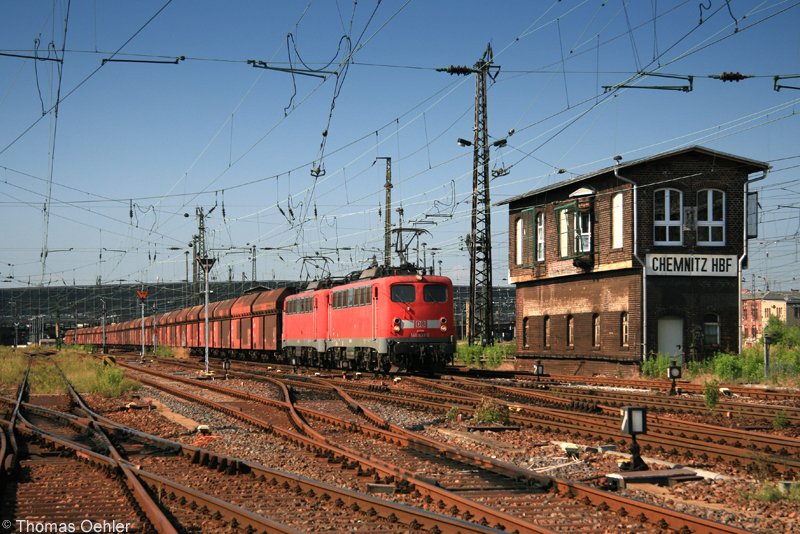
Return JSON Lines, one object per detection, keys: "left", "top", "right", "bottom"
{"left": 454, "top": 366, "right": 800, "bottom": 403}
{"left": 119, "top": 356, "right": 754, "bottom": 533}
{"left": 344, "top": 375, "right": 800, "bottom": 478}
{"left": 3, "top": 359, "right": 485, "bottom": 533}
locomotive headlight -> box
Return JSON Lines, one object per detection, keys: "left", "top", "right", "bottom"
{"left": 393, "top": 317, "right": 401, "bottom": 333}
{"left": 439, "top": 317, "right": 447, "bottom": 332}
{"left": 440, "top": 324, "right": 448, "bottom": 332}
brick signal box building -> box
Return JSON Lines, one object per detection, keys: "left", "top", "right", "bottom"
{"left": 498, "top": 146, "right": 768, "bottom": 376}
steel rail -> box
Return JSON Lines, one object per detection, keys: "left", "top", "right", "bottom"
{"left": 117, "top": 361, "right": 555, "bottom": 533}
{"left": 10, "top": 416, "right": 300, "bottom": 534}
{"left": 153, "top": 358, "right": 754, "bottom": 534}
{"left": 55, "top": 366, "right": 178, "bottom": 534}
{"left": 302, "top": 375, "right": 754, "bottom": 534}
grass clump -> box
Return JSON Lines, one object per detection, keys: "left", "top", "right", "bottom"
{"left": 772, "top": 410, "right": 789, "bottom": 430}
{"left": 641, "top": 353, "right": 673, "bottom": 378}
{"left": 746, "top": 481, "right": 800, "bottom": 503}
{"left": 703, "top": 379, "right": 720, "bottom": 412}
{"left": 0, "top": 348, "right": 29, "bottom": 390}
{"left": 154, "top": 345, "right": 174, "bottom": 358}
{"left": 456, "top": 342, "right": 515, "bottom": 368}
{"left": 445, "top": 406, "right": 461, "bottom": 422}
{"left": 29, "top": 359, "right": 67, "bottom": 395}
{"left": 56, "top": 351, "right": 139, "bottom": 398}
{"left": 472, "top": 399, "right": 509, "bottom": 425}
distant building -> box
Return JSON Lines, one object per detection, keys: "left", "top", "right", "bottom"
{"left": 498, "top": 146, "right": 768, "bottom": 376}
{"left": 742, "top": 291, "right": 800, "bottom": 346}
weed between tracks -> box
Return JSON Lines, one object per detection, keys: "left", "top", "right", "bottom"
{"left": 56, "top": 350, "right": 139, "bottom": 397}
{"left": 472, "top": 399, "right": 510, "bottom": 424}
{"left": 456, "top": 341, "right": 515, "bottom": 368}
{"left": 745, "top": 480, "right": 800, "bottom": 503}
{"left": 0, "top": 347, "right": 29, "bottom": 390}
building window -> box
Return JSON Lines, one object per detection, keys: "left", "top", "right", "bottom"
{"left": 543, "top": 316, "right": 550, "bottom": 348}
{"left": 654, "top": 188, "right": 682, "bottom": 245}
{"left": 621, "top": 312, "right": 629, "bottom": 347}
{"left": 742, "top": 306, "right": 748, "bottom": 320}
{"left": 703, "top": 314, "right": 720, "bottom": 346}
{"left": 612, "top": 192, "right": 623, "bottom": 249}
{"left": 556, "top": 203, "right": 592, "bottom": 258}
{"left": 751, "top": 326, "right": 757, "bottom": 338}
{"left": 522, "top": 317, "right": 529, "bottom": 348}
{"left": 536, "top": 211, "right": 545, "bottom": 262}
{"left": 567, "top": 315, "right": 574, "bottom": 347}
{"left": 697, "top": 189, "right": 725, "bottom": 245}
{"left": 795, "top": 306, "right": 800, "bottom": 319}
{"left": 592, "top": 314, "right": 600, "bottom": 347}
{"left": 515, "top": 217, "right": 524, "bottom": 266}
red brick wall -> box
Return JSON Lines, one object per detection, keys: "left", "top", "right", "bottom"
{"left": 515, "top": 270, "right": 641, "bottom": 362}
{"left": 505, "top": 149, "right": 762, "bottom": 364}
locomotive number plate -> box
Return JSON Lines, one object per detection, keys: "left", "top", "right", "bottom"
{"left": 413, "top": 331, "right": 426, "bottom": 337}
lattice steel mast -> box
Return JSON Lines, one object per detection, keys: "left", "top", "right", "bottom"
{"left": 438, "top": 43, "right": 498, "bottom": 346}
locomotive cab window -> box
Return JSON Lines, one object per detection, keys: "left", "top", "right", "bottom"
{"left": 423, "top": 284, "right": 448, "bottom": 303}
{"left": 391, "top": 284, "right": 416, "bottom": 303}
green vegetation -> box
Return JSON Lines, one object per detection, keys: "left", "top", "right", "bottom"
{"left": 746, "top": 481, "right": 800, "bottom": 503}
{"left": 644, "top": 319, "right": 800, "bottom": 385}
{"left": 455, "top": 341, "right": 515, "bottom": 368}
{"left": 29, "top": 359, "right": 67, "bottom": 395}
{"left": 772, "top": 410, "right": 789, "bottom": 431}
{"left": 154, "top": 345, "right": 174, "bottom": 358}
{"left": 56, "top": 350, "right": 139, "bottom": 398}
{"left": 0, "top": 348, "right": 30, "bottom": 390}
{"left": 641, "top": 353, "right": 673, "bottom": 378}
{"left": 472, "top": 399, "right": 510, "bottom": 425}
{"left": 445, "top": 406, "right": 461, "bottom": 422}
{"left": 703, "top": 379, "right": 720, "bottom": 412}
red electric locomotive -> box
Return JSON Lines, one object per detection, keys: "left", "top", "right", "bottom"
{"left": 283, "top": 267, "right": 455, "bottom": 372}
{"left": 64, "top": 266, "right": 456, "bottom": 373}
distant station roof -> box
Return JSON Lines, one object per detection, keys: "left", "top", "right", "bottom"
{"left": 495, "top": 145, "right": 770, "bottom": 206}
{"left": 742, "top": 291, "right": 800, "bottom": 303}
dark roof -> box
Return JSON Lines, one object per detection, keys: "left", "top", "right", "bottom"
{"left": 496, "top": 145, "right": 770, "bottom": 206}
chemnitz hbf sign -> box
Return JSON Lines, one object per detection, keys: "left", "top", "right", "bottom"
{"left": 645, "top": 254, "right": 737, "bottom": 277}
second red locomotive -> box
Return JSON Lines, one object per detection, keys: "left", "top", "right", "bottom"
{"left": 283, "top": 267, "right": 455, "bottom": 372}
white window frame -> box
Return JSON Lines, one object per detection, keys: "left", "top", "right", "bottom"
{"left": 575, "top": 211, "right": 591, "bottom": 254}
{"left": 697, "top": 189, "right": 725, "bottom": 246}
{"left": 567, "top": 315, "right": 574, "bottom": 347}
{"left": 556, "top": 203, "right": 592, "bottom": 258}
{"left": 654, "top": 188, "right": 683, "bottom": 245}
{"left": 621, "top": 312, "right": 629, "bottom": 347}
{"left": 515, "top": 217, "right": 524, "bottom": 265}
{"left": 536, "top": 211, "right": 545, "bottom": 262}
{"left": 612, "top": 193, "right": 623, "bottom": 249}
{"left": 543, "top": 315, "right": 550, "bottom": 348}
{"left": 703, "top": 313, "right": 720, "bottom": 345}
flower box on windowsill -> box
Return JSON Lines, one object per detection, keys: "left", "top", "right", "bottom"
{"left": 572, "top": 253, "right": 594, "bottom": 270}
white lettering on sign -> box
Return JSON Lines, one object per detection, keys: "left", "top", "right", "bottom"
{"left": 645, "top": 254, "right": 738, "bottom": 277}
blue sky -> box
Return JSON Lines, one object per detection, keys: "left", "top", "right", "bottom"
{"left": 1, "top": 1, "right": 799, "bottom": 291}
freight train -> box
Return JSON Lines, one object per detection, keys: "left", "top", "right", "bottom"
{"left": 64, "top": 266, "right": 456, "bottom": 372}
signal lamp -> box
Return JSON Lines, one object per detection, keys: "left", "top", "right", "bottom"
{"left": 620, "top": 406, "right": 648, "bottom": 471}
{"left": 667, "top": 360, "right": 682, "bottom": 395}
{"left": 440, "top": 325, "right": 448, "bottom": 332}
